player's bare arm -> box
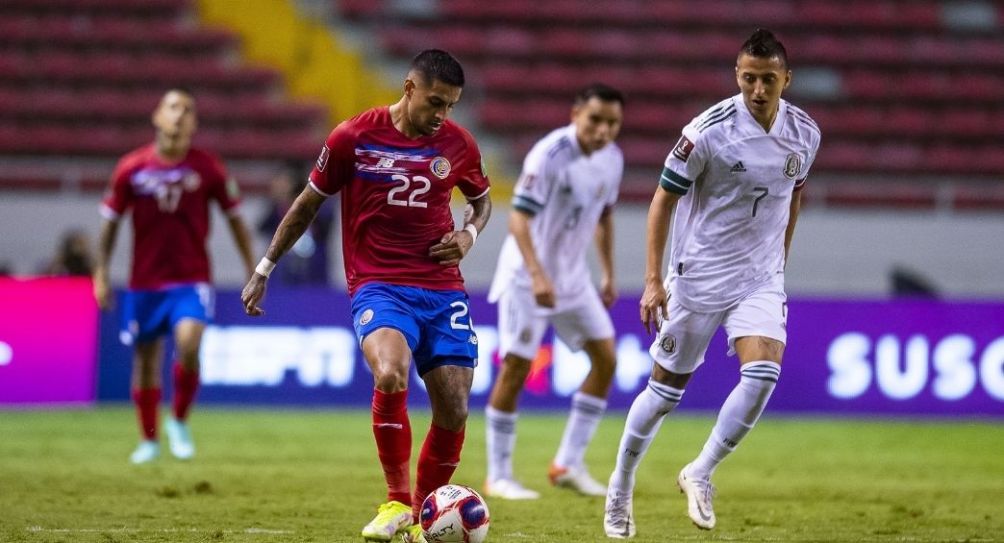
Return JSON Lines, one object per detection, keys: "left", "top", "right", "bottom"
{"left": 595, "top": 205, "right": 617, "bottom": 308}
{"left": 508, "top": 207, "right": 556, "bottom": 308}
{"left": 428, "top": 192, "right": 491, "bottom": 267}
{"left": 226, "top": 214, "right": 257, "bottom": 280}
{"left": 640, "top": 187, "right": 681, "bottom": 334}
{"left": 783, "top": 189, "right": 803, "bottom": 268}
{"left": 241, "top": 186, "right": 326, "bottom": 316}
{"left": 93, "top": 218, "right": 120, "bottom": 310}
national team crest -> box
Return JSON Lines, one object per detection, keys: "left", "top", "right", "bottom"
{"left": 316, "top": 145, "right": 330, "bottom": 172}
{"left": 659, "top": 333, "right": 677, "bottom": 354}
{"left": 359, "top": 309, "right": 374, "bottom": 326}
{"left": 430, "top": 156, "right": 451, "bottom": 179}
{"left": 783, "top": 153, "right": 802, "bottom": 179}
{"left": 184, "top": 172, "right": 202, "bottom": 192}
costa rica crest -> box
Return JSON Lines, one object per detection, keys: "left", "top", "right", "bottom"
{"left": 430, "top": 156, "right": 451, "bottom": 179}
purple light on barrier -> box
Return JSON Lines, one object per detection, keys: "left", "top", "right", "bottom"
{"left": 0, "top": 277, "right": 98, "bottom": 405}
{"left": 96, "top": 289, "right": 1004, "bottom": 416}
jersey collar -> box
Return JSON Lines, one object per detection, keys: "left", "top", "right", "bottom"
{"left": 735, "top": 94, "right": 788, "bottom": 137}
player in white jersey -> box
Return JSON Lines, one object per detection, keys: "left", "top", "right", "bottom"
{"left": 484, "top": 84, "right": 625, "bottom": 500}
{"left": 604, "top": 29, "right": 820, "bottom": 538}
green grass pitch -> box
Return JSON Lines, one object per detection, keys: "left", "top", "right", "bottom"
{"left": 0, "top": 407, "right": 1001, "bottom": 542}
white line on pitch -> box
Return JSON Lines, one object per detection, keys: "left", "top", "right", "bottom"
{"left": 27, "top": 526, "right": 293, "bottom": 535}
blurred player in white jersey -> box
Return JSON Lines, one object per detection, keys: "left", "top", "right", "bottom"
{"left": 603, "top": 29, "right": 821, "bottom": 537}
{"left": 485, "top": 84, "right": 624, "bottom": 500}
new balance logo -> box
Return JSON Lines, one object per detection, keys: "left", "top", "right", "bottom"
{"left": 730, "top": 161, "right": 746, "bottom": 173}
{"left": 376, "top": 157, "right": 396, "bottom": 169}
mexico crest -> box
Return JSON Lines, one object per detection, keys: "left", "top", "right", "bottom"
{"left": 783, "top": 153, "right": 802, "bottom": 179}
{"left": 659, "top": 334, "right": 677, "bottom": 354}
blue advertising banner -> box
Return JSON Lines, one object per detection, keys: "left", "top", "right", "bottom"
{"left": 96, "top": 288, "right": 1004, "bottom": 416}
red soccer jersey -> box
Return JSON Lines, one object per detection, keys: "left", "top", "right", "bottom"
{"left": 309, "top": 107, "right": 491, "bottom": 295}
{"left": 101, "top": 143, "right": 241, "bottom": 290}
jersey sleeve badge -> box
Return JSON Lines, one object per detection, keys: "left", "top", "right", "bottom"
{"left": 315, "top": 144, "right": 331, "bottom": 172}
{"left": 671, "top": 136, "right": 695, "bottom": 162}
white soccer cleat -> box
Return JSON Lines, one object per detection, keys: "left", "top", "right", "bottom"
{"left": 361, "top": 500, "right": 413, "bottom": 541}
{"left": 165, "top": 417, "right": 195, "bottom": 460}
{"left": 549, "top": 463, "right": 607, "bottom": 496}
{"left": 603, "top": 487, "right": 635, "bottom": 539}
{"left": 484, "top": 478, "right": 541, "bottom": 500}
{"left": 129, "top": 440, "right": 160, "bottom": 464}
{"left": 677, "top": 463, "right": 716, "bottom": 530}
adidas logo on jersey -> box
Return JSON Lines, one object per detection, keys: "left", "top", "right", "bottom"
{"left": 730, "top": 161, "right": 746, "bottom": 173}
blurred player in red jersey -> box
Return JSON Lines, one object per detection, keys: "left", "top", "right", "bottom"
{"left": 241, "top": 50, "right": 491, "bottom": 543}
{"left": 94, "top": 88, "right": 256, "bottom": 464}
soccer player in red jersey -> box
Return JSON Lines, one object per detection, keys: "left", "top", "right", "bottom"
{"left": 242, "top": 50, "right": 492, "bottom": 543}
{"left": 94, "top": 88, "right": 256, "bottom": 464}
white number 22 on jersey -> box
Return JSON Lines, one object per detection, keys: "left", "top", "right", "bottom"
{"left": 387, "top": 174, "right": 430, "bottom": 208}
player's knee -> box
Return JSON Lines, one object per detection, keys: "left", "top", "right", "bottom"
{"left": 585, "top": 341, "right": 617, "bottom": 376}
{"left": 651, "top": 363, "right": 693, "bottom": 389}
{"left": 436, "top": 403, "right": 469, "bottom": 431}
{"left": 372, "top": 364, "right": 409, "bottom": 392}
{"left": 176, "top": 348, "right": 200, "bottom": 368}
{"left": 500, "top": 354, "right": 532, "bottom": 382}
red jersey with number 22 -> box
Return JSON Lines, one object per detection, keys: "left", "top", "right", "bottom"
{"left": 101, "top": 144, "right": 241, "bottom": 290}
{"left": 309, "top": 107, "right": 490, "bottom": 295}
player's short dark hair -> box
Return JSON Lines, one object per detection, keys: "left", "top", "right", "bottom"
{"left": 410, "top": 49, "right": 465, "bottom": 88}
{"left": 574, "top": 83, "right": 625, "bottom": 107}
{"left": 163, "top": 86, "right": 196, "bottom": 100}
{"left": 739, "top": 28, "right": 788, "bottom": 69}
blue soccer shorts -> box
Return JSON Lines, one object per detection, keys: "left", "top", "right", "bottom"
{"left": 120, "top": 283, "right": 214, "bottom": 345}
{"left": 350, "top": 283, "right": 479, "bottom": 376}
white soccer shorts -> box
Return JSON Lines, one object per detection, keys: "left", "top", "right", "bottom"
{"left": 496, "top": 284, "right": 615, "bottom": 361}
{"left": 649, "top": 278, "right": 787, "bottom": 374}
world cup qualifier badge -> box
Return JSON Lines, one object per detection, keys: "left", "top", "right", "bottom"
{"left": 430, "top": 156, "right": 451, "bottom": 179}
{"left": 315, "top": 145, "right": 330, "bottom": 172}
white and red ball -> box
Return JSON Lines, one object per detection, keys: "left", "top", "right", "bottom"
{"left": 419, "top": 484, "right": 490, "bottom": 543}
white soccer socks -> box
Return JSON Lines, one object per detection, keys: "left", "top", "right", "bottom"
{"left": 689, "top": 361, "right": 780, "bottom": 480}
{"left": 608, "top": 379, "right": 685, "bottom": 493}
{"left": 553, "top": 391, "right": 607, "bottom": 470}
{"left": 485, "top": 406, "right": 518, "bottom": 483}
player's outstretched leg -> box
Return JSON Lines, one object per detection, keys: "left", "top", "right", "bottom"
{"left": 604, "top": 378, "right": 684, "bottom": 538}
{"left": 413, "top": 365, "right": 470, "bottom": 522}
{"left": 680, "top": 360, "right": 780, "bottom": 530}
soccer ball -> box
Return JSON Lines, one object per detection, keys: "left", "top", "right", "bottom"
{"left": 419, "top": 484, "right": 490, "bottom": 543}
